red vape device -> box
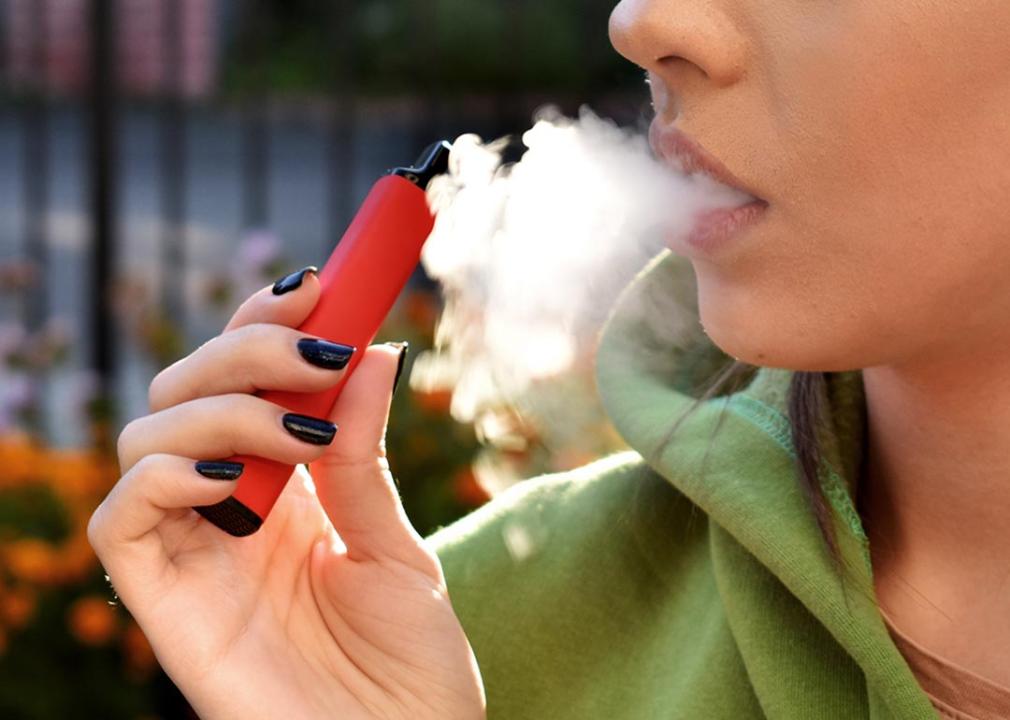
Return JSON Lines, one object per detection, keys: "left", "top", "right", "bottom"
{"left": 193, "top": 140, "right": 452, "bottom": 537}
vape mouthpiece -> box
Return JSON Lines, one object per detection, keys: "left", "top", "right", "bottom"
{"left": 390, "top": 140, "right": 453, "bottom": 189}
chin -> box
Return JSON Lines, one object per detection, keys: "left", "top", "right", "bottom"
{"left": 696, "top": 293, "right": 861, "bottom": 374}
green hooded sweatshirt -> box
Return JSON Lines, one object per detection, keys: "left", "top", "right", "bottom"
{"left": 424, "top": 250, "right": 939, "bottom": 719}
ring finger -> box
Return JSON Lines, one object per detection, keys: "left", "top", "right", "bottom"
{"left": 117, "top": 392, "right": 339, "bottom": 475}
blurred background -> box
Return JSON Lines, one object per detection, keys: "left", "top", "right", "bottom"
{"left": 0, "top": 0, "right": 646, "bottom": 716}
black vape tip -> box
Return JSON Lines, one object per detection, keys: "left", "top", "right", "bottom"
{"left": 389, "top": 140, "right": 453, "bottom": 189}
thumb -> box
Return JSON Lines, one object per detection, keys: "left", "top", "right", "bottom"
{"left": 308, "top": 342, "right": 428, "bottom": 568}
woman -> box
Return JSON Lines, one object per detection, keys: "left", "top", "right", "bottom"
{"left": 87, "top": 1, "right": 1010, "bottom": 718}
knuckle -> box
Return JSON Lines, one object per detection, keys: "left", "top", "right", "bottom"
{"left": 228, "top": 391, "right": 266, "bottom": 416}
{"left": 220, "top": 393, "right": 265, "bottom": 442}
{"left": 147, "top": 352, "right": 191, "bottom": 411}
{"left": 147, "top": 368, "right": 171, "bottom": 412}
{"left": 234, "top": 323, "right": 290, "bottom": 388}
{"left": 131, "top": 452, "right": 163, "bottom": 481}
{"left": 130, "top": 453, "right": 184, "bottom": 504}
{"left": 116, "top": 417, "right": 142, "bottom": 470}
{"left": 315, "top": 453, "right": 383, "bottom": 476}
{"left": 146, "top": 371, "right": 163, "bottom": 409}
{"left": 86, "top": 502, "right": 108, "bottom": 552}
{"left": 237, "top": 321, "right": 279, "bottom": 347}
{"left": 303, "top": 443, "right": 331, "bottom": 464}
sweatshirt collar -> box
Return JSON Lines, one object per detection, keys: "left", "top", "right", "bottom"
{"left": 594, "top": 249, "right": 936, "bottom": 718}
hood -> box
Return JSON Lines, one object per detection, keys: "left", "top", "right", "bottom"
{"left": 593, "top": 249, "right": 936, "bottom": 718}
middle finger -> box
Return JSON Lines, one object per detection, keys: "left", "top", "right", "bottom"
{"left": 148, "top": 323, "right": 355, "bottom": 413}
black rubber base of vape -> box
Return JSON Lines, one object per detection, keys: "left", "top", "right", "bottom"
{"left": 194, "top": 497, "right": 263, "bottom": 537}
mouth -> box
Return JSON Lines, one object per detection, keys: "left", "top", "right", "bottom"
{"left": 649, "top": 120, "right": 770, "bottom": 256}
{"left": 648, "top": 120, "right": 767, "bottom": 207}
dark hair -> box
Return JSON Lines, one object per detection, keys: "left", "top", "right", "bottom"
{"left": 786, "top": 370, "right": 848, "bottom": 580}
{"left": 651, "top": 360, "right": 848, "bottom": 581}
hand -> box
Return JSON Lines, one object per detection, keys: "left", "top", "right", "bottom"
{"left": 88, "top": 269, "right": 486, "bottom": 720}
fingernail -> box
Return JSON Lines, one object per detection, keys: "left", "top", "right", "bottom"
{"left": 282, "top": 413, "right": 338, "bottom": 445}
{"left": 195, "top": 460, "right": 245, "bottom": 480}
{"left": 297, "top": 338, "right": 355, "bottom": 370}
{"left": 388, "top": 341, "right": 409, "bottom": 395}
{"left": 272, "top": 265, "right": 318, "bottom": 296}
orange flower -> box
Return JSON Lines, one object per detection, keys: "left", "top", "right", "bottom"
{"left": 67, "top": 595, "right": 119, "bottom": 646}
{"left": 51, "top": 451, "right": 109, "bottom": 496}
{"left": 0, "top": 434, "right": 44, "bottom": 487}
{"left": 4, "top": 538, "right": 58, "bottom": 585}
{"left": 54, "top": 531, "right": 99, "bottom": 584}
{"left": 0, "top": 586, "right": 36, "bottom": 628}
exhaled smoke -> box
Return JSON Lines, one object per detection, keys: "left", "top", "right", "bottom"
{"left": 410, "top": 104, "right": 748, "bottom": 482}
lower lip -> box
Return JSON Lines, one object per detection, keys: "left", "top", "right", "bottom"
{"left": 670, "top": 200, "right": 769, "bottom": 256}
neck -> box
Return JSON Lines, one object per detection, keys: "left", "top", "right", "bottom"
{"left": 859, "top": 353, "right": 1010, "bottom": 627}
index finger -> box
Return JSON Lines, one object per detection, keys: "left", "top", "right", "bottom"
{"left": 223, "top": 265, "right": 321, "bottom": 333}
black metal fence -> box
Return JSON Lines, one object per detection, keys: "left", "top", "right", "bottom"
{"left": 0, "top": 0, "right": 646, "bottom": 444}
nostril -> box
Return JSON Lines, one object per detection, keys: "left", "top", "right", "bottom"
{"left": 647, "top": 75, "right": 678, "bottom": 123}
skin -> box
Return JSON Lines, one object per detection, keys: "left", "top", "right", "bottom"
{"left": 610, "top": 0, "right": 1010, "bottom": 688}
{"left": 87, "top": 274, "right": 486, "bottom": 719}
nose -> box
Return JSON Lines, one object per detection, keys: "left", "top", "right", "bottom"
{"left": 608, "top": 0, "right": 749, "bottom": 103}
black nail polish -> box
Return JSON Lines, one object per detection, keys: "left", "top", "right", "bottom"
{"left": 389, "top": 341, "right": 409, "bottom": 395}
{"left": 297, "top": 338, "right": 355, "bottom": 370}
{"left": 282, "top": 413, "right": 338, "bottom": 445}
{"left": 195, "top": 461, "right": 245, "bottom": 480}
{"left": 272, "top": 265, "right": 318, "bottom": 296}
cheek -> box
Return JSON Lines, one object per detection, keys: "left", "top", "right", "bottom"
{"left": 774, "top": 3, "right": 1010, "bottom": 234}
{"left": 703, "top": 1, "right": 1010, "bottom": 369}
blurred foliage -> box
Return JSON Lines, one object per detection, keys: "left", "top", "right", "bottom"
{"left": 0, "top": 253, "right": 491, "bottom": 718}
{"left": 222, "top": 0, "right": 642, "bottom": 97}
{"left": 0, "top": 0, "right": 644, "bottom": 714}
{"left": 0, "top": 434, "right": 158, "bottom": 718}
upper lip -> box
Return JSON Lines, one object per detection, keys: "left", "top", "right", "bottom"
{"left": 649, "top": 121, "right": 766, "bottom": 204}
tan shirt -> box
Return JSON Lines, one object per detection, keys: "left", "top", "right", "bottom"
{"left": 881, "top": 609, "right": 1010, "bottom": 720}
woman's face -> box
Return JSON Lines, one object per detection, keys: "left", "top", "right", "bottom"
{"left": 609, "top": 0, "right": 1010, "bottom": 373}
